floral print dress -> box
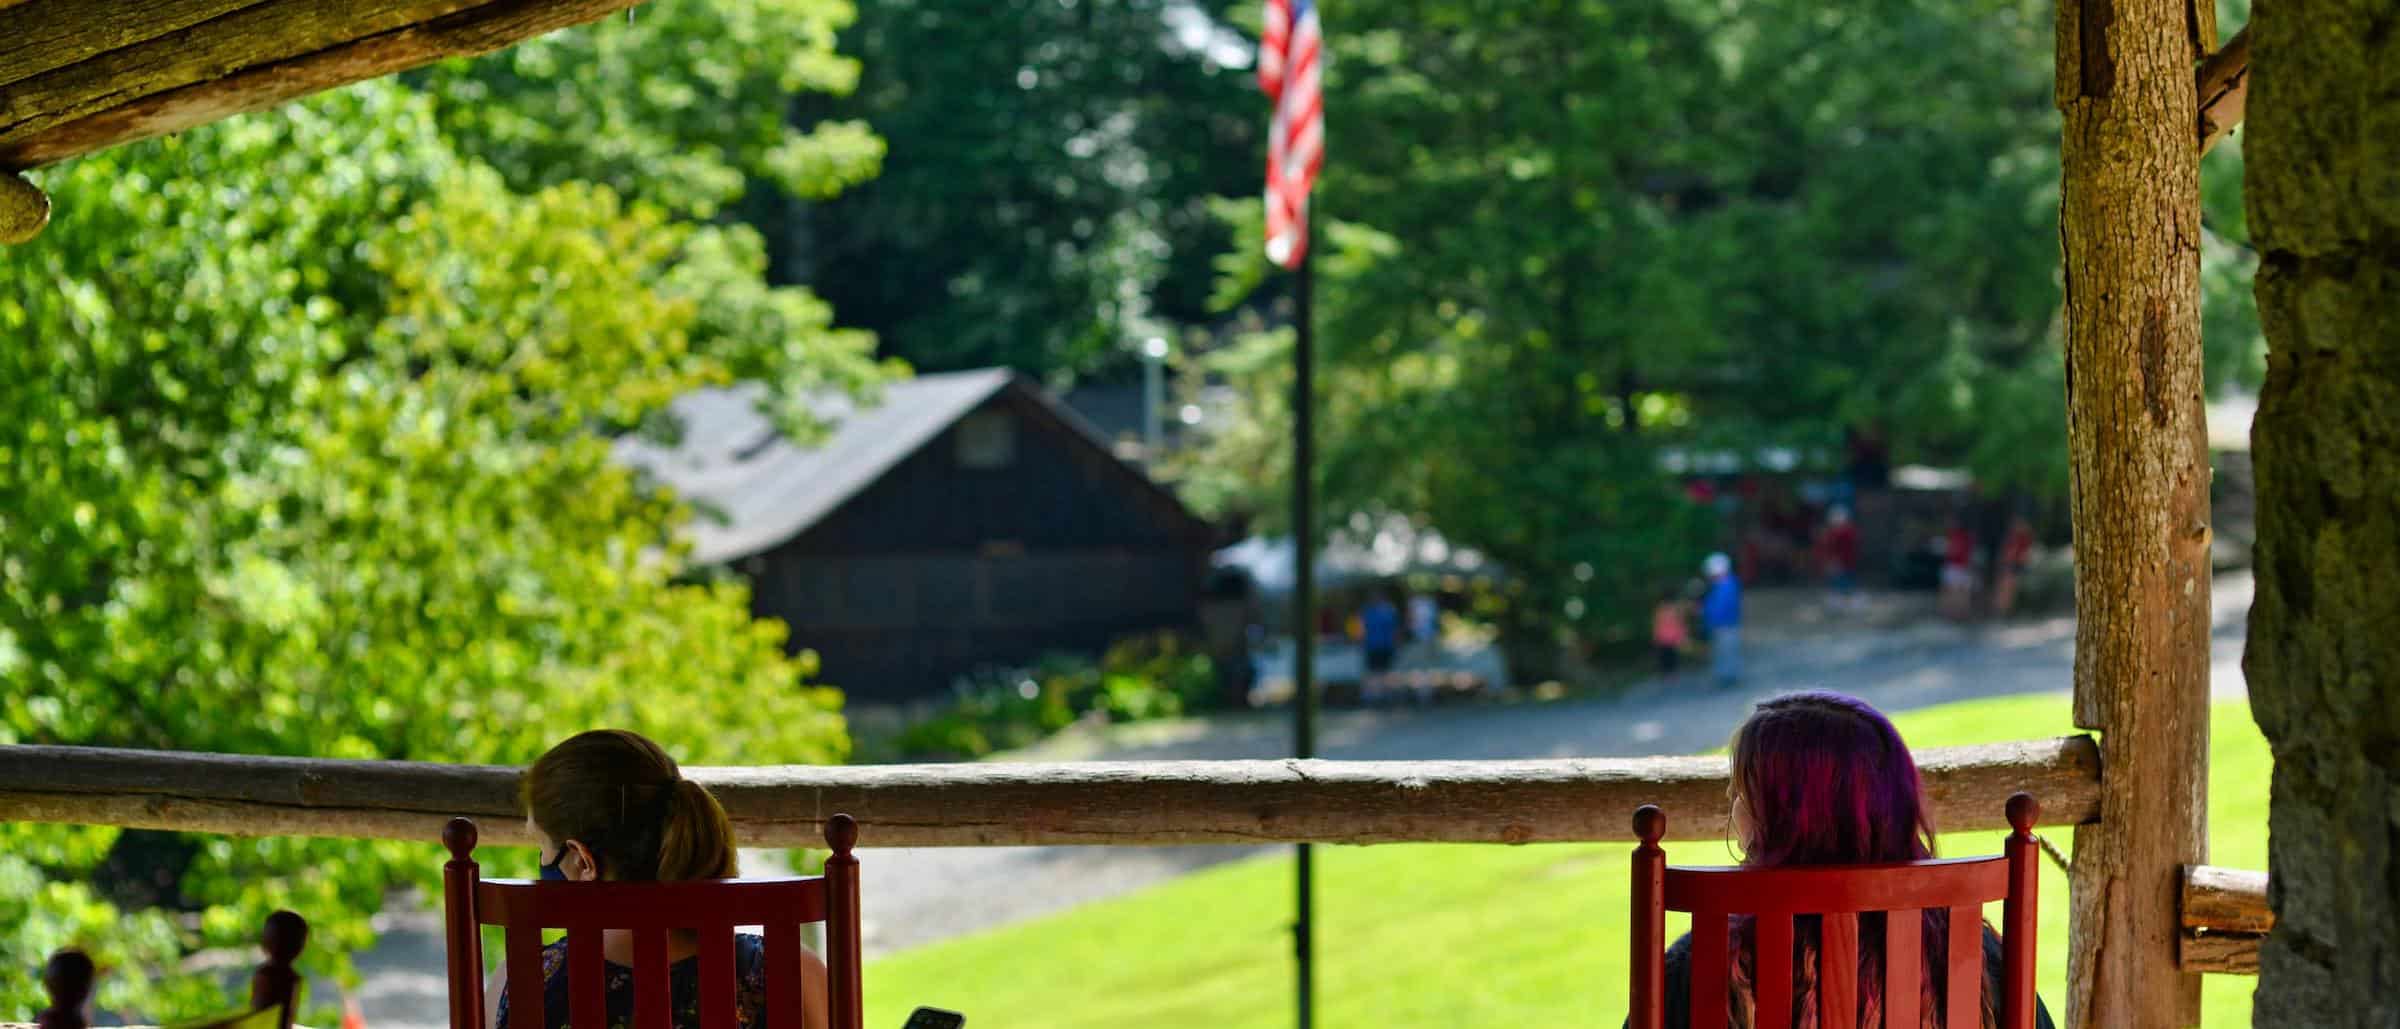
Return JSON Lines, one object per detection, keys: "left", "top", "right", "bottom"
{"left": 495, "top": 933, "right": 770, "bottom": 1029}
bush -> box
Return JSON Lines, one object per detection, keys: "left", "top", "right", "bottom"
{"left": 873, "top": 634, "right": 1218, "bottom": 762}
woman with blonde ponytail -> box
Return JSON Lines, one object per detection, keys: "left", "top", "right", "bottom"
{"left": 486, "top": 729, "right": 829, "bottom": 1029}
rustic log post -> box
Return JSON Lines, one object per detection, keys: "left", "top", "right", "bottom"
{"left": 2053, "top": 0, "right": 2211, "bottom": 1019}
{"left": 2243, "top": 0, "right": 2400, "bottom": 1020}
{"left": 0, "top": 170, "right": 46, "bottom": 243}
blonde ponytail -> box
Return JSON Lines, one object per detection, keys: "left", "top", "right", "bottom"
{"left": 655, "top": 777, "right": 739, "bottom": 881}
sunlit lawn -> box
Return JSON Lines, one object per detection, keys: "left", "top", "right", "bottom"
{"left": 866, "top": 693, "right": 2268, "bottom": 1028}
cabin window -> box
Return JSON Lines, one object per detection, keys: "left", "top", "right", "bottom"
{"left": 955, "top": 410, "right": 1017, "bottom": 469}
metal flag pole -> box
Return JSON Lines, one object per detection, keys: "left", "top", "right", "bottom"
{"left": 1290, "top": 215, "right": 1317, "bottom": 1029}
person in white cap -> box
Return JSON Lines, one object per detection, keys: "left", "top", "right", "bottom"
{"left": 1700, "top": 552, "right": 1743, "bottom": 688}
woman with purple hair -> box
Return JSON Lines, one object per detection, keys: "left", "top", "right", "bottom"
{"left": 1635, "top": 691, "right": 2058, "bottom": 1028}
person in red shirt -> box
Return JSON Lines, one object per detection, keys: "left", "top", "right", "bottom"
{"left": 1817, "top": 505, "right": 1863, "bottom": 611}
{"left": 1651, "top": 592, "right": 1691, "bottom": 680}
{"left": 1939, "top": 516, "right": 1978, "bottom": 621}
{"left": 1992, "top": 515, "right": 2037, "bottom": 617}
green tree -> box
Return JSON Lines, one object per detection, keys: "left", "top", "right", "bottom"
{"left": 406, "top": 0, "right": 896, "bottom": 430}
{"left": 783, "top": 0, "right": 1261, "bottom": 376}
{"left": 408, "top": 0, "right": 885, "bottom": 219}
{"left": 1185, "top": 0, "right": 2093, "bottom": 652}
{"left": 0, "top": 76, "right": 875, "bottom": 1017}
{"left": 1188, "top": 0, "right": 2277, "bottom": 656}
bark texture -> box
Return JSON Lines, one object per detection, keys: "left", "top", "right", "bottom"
{"left": 2243, "top": 0, "right": 2400, "bottom": 1021}
{"left": 2053, "top": 0, "right": 2211, "bottom": 1022}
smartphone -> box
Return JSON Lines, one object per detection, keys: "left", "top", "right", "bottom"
{"left": 901, "top": 1008, "right": 965, "bottom": 1029}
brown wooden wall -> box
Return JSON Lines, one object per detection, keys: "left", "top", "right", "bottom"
{"left": 750, "top": 389, "right": 1212, "bottom": 704}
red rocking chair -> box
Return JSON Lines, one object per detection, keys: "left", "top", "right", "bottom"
{"left": 439, "top": 814, "right": 864, "bottom": 1029}
{"left": 1629, "top": 793, "right": 2042, "bottom": 1029}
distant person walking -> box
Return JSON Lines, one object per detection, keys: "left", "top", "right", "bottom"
{"left": 1360, "top": 592, "right": 1401, "bottom": 694}
{"left": 1939, "top": 516, "right": 1978, "bottom": 621}
{"left": 1701, "top": 553, "right": 1743, "bottom": 689}
{"left": 1651, "top": 593, "right": 1690, "bottom": 680}
{"left": 1407, "top": 592, "right": 1440, "bottom": 653}
{"left": 1991, "top": 515, "right": 2036, "bottom": 617}
{"left": 1197, "top": 567, "right": 1262, "bottom": 709}
{"left": 1817, "top": 505, "right": 1862, "bottom": 611}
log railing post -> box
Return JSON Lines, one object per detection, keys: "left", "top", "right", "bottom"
{"left": 2053, "top": 0, "right": 2212, "bottom": 1019}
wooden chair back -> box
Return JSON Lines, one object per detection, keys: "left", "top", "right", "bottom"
{"left": 35, "top": 910, "right": 307, "bottom": 1029}
{"left": 439, "top": 814, "right": 864, "bottom": 1029}
{"left": 1629, "top": 793, "right": 2041, "bottom": 1029}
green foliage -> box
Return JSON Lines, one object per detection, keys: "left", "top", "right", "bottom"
{"left": 786, "top": 0, "right": 1261, "bottom": 376}
{"left": 0, "top": 71, "right": 877, "bottom": 1018}
{"left": 1183, "top": 0, "right": 2262, "bottom": 646}
{"left": 407, "top": 0, "right": 883, "bottom": 218}
{"left": 867, "top": 635, "right": 1219, "bottom": 762}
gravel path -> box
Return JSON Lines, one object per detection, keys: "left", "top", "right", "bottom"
{"left": 352, "top": 574, "right": 2253, "bottom": 1027}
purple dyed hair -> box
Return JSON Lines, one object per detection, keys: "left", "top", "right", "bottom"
{"left": 1721, "top": 691, "right": 1994, "bottom": 1029}
{"left": 1730, "top": 689, "right": 1938, "bottom": 867}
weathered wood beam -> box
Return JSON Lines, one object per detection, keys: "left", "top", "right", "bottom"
{"left": 0, "top": 1, "right": 270, "bottom": 91}
{"left": 0, "top": 169, "right": 45, "bottom": 241}
{"left": 0, "top": 0, "right": 490, "bottom": 145}
{"left": 0, "top": 736, "right": 2102, "bottom": 849}
{"left": 2177, "top": 864, "right": 2269, "bottom": 975}
{"left": 2197, "top": 27, "right": 2251, "bottom": 155}
{"left": 2181, "top": 864, "right": 2271, "bottom": 934}
{"left": 2054, "top": 0, "right": 2212, "bottom": 1018}
{"left": 0, "top": 0, "right": 649, "bottom": 171}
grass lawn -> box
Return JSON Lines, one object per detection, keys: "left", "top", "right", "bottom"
{"left": 866, "top": 693, "right": 2269, "bottom": 1027}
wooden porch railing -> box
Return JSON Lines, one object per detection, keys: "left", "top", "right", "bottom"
{"left": 0, "top": 737, "right": 2099, "bottom": 847}
{"left": 0, "top": 736, "right": 2268, "bottom": 974}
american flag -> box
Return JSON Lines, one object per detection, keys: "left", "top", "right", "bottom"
{"left": 1258, "top": 0, "right": 1321, "bottom": 269}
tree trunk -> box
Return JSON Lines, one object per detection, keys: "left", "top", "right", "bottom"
{"left": 2242, "top": 0, "right": 2400, "bottom": 1022}
{"left": 2052, "top": 0, "right": 2210, "bottom": 1022}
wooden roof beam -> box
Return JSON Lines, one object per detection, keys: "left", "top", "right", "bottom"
{"left": 0, "top": 169, "right": 43, "bottom": 242}
{"left": 0, "top": 0, "right": 648, "bottom": 172}
{"left": 2198, "top": 26, "right": 2251, "bottom": 155}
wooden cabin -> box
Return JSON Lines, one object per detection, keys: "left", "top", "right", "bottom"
{"left": 614, "top": 370, "right": 1222, "bottom": 706}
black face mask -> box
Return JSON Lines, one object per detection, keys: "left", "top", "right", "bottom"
{"left": 541, "top": 841, "right": 591, "bottom": 882}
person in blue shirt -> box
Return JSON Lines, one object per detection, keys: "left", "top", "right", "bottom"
{"left": 1360, "top": 592, "right": 1402, "bottom": 694}
{"left": 1701, "top": 553, "right": 1743, "bottom": 689}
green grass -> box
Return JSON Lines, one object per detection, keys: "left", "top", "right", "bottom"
{"left": 866, "top": 693, "right": 2270, "bottom": 1027}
